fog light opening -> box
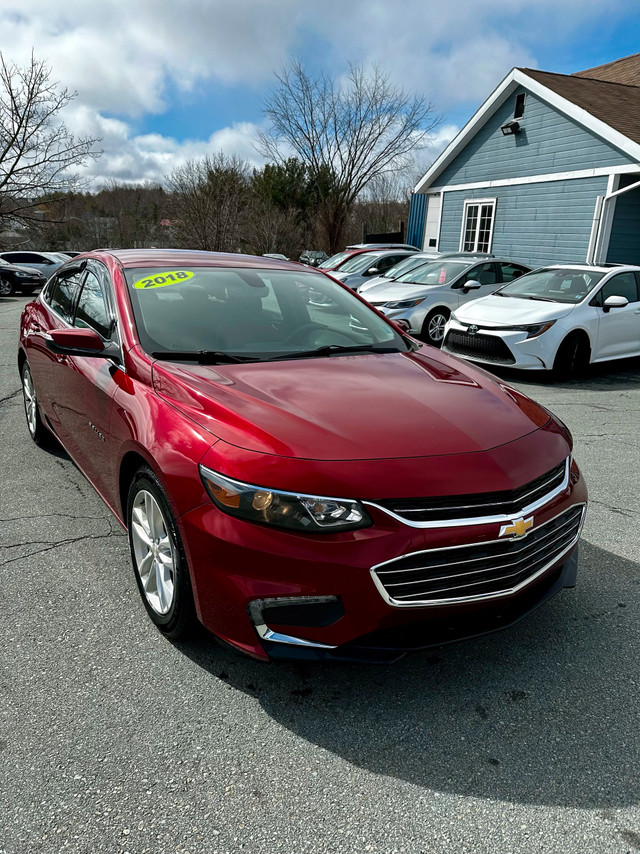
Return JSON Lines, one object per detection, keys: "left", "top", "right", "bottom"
{"left": 248, "top": 596, "right": 342, "bottom": 649}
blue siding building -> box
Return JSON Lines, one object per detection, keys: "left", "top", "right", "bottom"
{"left": 410, "top": 54, "right": 640, "bottom": 267}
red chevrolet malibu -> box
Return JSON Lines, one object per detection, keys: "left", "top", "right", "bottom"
{"left": 18, "top": 250, "right": 587, "bottom": 662}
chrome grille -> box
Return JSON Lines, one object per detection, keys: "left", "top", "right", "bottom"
{"left": 372, "top": 504, "right": 585, "bottom": 606}
{"left": 373, "top": 459, "right": 568, "bottom": 524}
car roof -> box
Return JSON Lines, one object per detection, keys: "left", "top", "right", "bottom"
{"left": 346, "top": 243, "right": 420, "bottom": 250}
{"left": 88, "top": 248, "right": 306, "bottom": 270}
{"left": 540, "top": 263, "right": 640, "bottom": 272}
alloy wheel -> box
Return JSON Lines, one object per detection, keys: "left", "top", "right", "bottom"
{"left": 427, "top": 313, "right": 447, "bottom": 344}
{"left": 130, "top": 490, "right": 176, "bottom": 615}
{"left": 22, "top": 365, "right": 38, "bottom": 438}
{"left": 0, "top": 278, "right": 12, "bottom": 297}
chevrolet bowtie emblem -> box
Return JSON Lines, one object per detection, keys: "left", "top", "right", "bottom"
{"left": 499, "top": 516, "right": 534, "bottom": 538}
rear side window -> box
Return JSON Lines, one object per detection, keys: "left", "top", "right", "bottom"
{"left": 500, "top": 263, "right": 528, "bottom": 282}
{"left": 463, "top": 262, "right": 497, "bottom": 286}
{"left": 48, "top": 272, "right": 84, "bottom": 321}
{"left": 74, "top": 271, "right": 112, "bottom": 338}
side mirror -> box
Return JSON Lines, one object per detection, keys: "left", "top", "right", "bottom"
{"left": 603, "top": 295, "right": 629, "bottom": 312}
{"left": 45, "top": 327, "right": 119, "bottom": 361}
{"left": 463, "top": 279, "right": 482, "bottom": 290}
{"left": 364, "top": 266, "right": 379, "bottom": 276}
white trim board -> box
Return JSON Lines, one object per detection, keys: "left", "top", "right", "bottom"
{"left": 428, "top": 163, "right": 640, "bottom": 193}
{"left": 415, "top": 67, "right": 640, "bottom": 194}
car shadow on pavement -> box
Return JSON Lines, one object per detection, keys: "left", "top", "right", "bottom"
{"left": 490, "top": 355, "right": 640, "bottom": 392}
{"left": 177, "top": 539, "right": 640, "bottom": 810}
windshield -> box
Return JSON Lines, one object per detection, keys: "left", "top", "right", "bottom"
{"left": 337, "top": 252, "right": 384, "bottom": 274}
{"left": 384, "top": 254, "right": 440, "bottom": 280}
{"left": 395, "top": 261, "right": 469, "bottom": 286}
{"left": 124, "top": 266, "right": 408, "bottom": 361}
{"left": 319, "top": 251, "right": 352, "bottom": 269}
{"left": 497, "top": 268, "right": 605, "bottom": 303}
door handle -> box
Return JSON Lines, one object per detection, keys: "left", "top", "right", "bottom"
{"left": 635, "top": 309, "right": 640, "bottom": 314}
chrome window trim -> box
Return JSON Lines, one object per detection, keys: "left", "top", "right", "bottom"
{"left": 42, "top": 263, "right": 126, "bottom": 373}
{"left": 370, "top": 502, "right": 586, "bottom": 608}
{"left": 364, "top": 457, "right": 570, "bottom": 529}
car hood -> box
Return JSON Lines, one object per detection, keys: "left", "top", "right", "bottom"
{"left": 455, "top": 295, "right": 574, "bottom": 325}
{"left": 360, "top": 283, "right": 440, "bottom": 303}
{"left": 2, "top": 263, "right": 43, "bottom": 276}
{"left": 152, "top": 348, "right": 550, "bottom": 461}
{"left": 358, "top": 275, "right": 395, "bottom": 293}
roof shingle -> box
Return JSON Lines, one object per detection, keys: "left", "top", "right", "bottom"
{"left": 574, "top": 53, "right": 640, "bottom": 86}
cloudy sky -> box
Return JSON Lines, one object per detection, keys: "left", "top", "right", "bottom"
{"left": 2, "top": 0, "right": 639, "bottom": 188}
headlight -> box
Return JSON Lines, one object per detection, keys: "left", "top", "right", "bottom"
{"left": 15, "top": 272, "right": 30, "bottom": 278}
{"left": 199, "top": 466, "right": 372, "bottom": 533}
{"left": 515, "top": 320, "right": 557, "bottom": 339}
{"left": 384, "top": 298, "right": 425, "bottom": 309}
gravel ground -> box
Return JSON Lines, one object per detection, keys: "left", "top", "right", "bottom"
{"left": 1, "top": 293, "right": 640, "bottom": 854}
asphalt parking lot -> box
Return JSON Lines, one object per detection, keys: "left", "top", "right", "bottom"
{"left": 1, "top": 292, "right": 640, "bottom": 854}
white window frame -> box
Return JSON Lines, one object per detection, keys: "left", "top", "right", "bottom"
{"left": 459, "top": 198, "right": 497, "bottom": 253}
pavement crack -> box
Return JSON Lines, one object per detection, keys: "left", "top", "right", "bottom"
{"left": 0, "top": 531, "right": 125, "bottom": 567}
{"left": 0, "top": 388, "right": 21, "bottom": 406}
{"left": 0, "top": 513, "right": 109, "bottom": 523}
{"left": 589, "top": 499, "right": 637, "bottom": 518}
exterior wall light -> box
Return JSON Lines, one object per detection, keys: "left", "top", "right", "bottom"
{"left": 501, "top": 120, "right": 521, "bottom": 136}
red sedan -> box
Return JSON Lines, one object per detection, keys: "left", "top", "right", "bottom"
{"left": 18, "top": 250, "right": 587, "bottom": 662}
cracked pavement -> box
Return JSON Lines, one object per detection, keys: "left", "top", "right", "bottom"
{"left": 1, "top": 294, "right": 640, "bottom": 854}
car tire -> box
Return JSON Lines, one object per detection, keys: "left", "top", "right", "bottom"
{"left": 422, "top": 308, "right": 450, "bottom": 347}
{"left": 126, "top": 467, "right": 197, "bottom": 640}
{"left": 0, "top": 277, "right": 14, "bottom": 297}
{"left": 553, "top": 332, "right": 590, "bottom": 379}
{"left": 21, "top": 361, "right": 54, "bottom": 447}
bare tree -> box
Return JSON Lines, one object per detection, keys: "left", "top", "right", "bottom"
{"left": 167, "top": 154, "right": 251, "bottom": 251}
{"left": 258, "top": 61, "right": 440, "bottom": 252}
{"left": 0, "top": 52, "right": 101, "bottom": 230}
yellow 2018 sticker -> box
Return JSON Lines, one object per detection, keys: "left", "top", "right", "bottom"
{"left": 133, "top": 270, "right": 194, "bottom": 289}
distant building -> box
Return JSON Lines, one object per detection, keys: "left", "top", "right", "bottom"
{"left": 408, "top": 53, "right": 640, "bottom": 267}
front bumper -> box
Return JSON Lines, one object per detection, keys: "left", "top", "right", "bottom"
{"left": 443, "top": 318, "right": 562, "bottom": 370}
{"left": 178, "top": 459, "right": 587, "bottom": 662}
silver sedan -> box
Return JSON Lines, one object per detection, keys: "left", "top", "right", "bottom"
{"left": 355, "top": 257, "right": 530, "bottom": 346}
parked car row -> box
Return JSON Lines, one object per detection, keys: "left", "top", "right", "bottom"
{"left": 0, "top": 251, "right": 80, "bottom": 296}
{"left": 309, "top": 241, "right": 640, "bottom": 375}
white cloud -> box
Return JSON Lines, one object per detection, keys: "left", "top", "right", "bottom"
{"left": 62, "top": 105, "right": 267, "bottom": 187}
{"left": 0, "top": 0, "right": 632, "bottom": 184}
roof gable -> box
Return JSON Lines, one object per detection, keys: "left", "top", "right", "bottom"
{"left": 523, "top": 69, "right": 640, "bottom": 146}
{"left": 416, "top": 67, "right": 640, "bottom": 193}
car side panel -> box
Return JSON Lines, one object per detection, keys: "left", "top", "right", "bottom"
{"left": 109, "top": 346, "right": 216, "bottom": 523}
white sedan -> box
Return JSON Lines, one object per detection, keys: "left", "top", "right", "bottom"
{"left": 443, "top": 264, "right": 640, "bottom": 376}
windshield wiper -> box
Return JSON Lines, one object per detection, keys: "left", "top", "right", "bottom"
{"left": 528, "top": 296, "right": 556, "bottom": 302}
{"left": 151, "top": 350, "right": 257, "bottom": 364}
{"left": 264, "top": 343, "right": 403, "bottom": 362}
